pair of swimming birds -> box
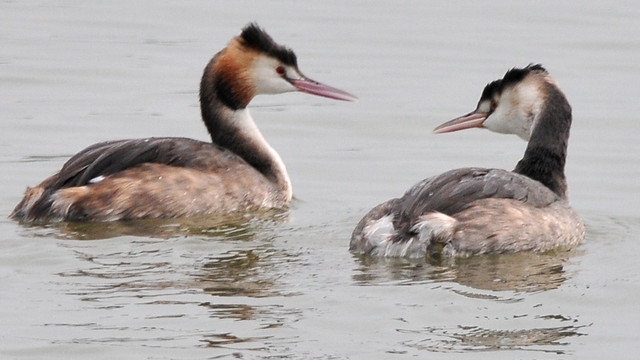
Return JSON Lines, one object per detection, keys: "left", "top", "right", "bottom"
{"left": 11, "top": 23, "right": 585, "bottom": 258}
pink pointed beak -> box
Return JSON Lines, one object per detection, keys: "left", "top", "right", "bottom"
{"left": 290, "top": 77, "right": 357, "bottom": 102}
{"left": 433, "top": 111, "right": 487, "bottom": 134}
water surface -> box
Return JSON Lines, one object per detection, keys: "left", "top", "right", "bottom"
{"left": 2, "top": 1, "right": 639, "bottom": 359}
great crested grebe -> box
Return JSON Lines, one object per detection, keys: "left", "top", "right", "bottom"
{"left": 350, "top": 64, "right": 584, "bottom": 258}
{"left": 11, "top": 23, "right": 356, "bottom": 222}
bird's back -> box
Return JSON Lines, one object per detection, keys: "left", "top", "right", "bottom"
{"left": 11, "top": 137, "right": 284, "bottom": 221}
{"left": 350, "top": 168, "right": 583, "bottom": 257}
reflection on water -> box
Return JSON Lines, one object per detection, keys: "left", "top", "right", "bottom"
{"left": 200, "top": 302, "right": 301, "bottom": 326}
{"left": 196, "top": 246, "right": 302, "bottom": 298}
{"left": 46, "top": 216, "right": 303, "bottom": 354}
{"left": 351, "top": 250, "right": 588, "bottom": 354}
{"left": 352, "top": 250, "right": 578, "bottom": 293}
{"left": 15, "top": 208, "right": 289, "bottom": 240}
{"left": 201, "top": 332, "right": 272, "bottom": 350}
{"left": 399, "top": 321, "right": 590, "bottom": 354}
{"left": 450, "top": 252, "right": 577, "bottom": 293}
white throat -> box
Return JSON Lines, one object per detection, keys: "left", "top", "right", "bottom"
{"left": 234, "top": 109, "right": 292, "bottom": 200}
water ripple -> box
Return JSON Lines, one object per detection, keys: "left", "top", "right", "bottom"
{"left": 398, "top": 320, "right": 591, "bottom": 354}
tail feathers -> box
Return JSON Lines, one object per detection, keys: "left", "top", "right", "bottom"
{"left": 356, "top": 212, "right": 457, "bottom": 258}
{"left": 10, "top": 186, "right": 75, "bottom": 222}
{"left": 10, "top": 186, "right": 48, "bottom": 221}
{"left": 354, "top": 212, "right": 457, "bottom": 258}
{"left": 411, "top": 212, "right": 457, "bottom": 257}
{"left": 361, "top": 215, "right": 395, "bottom": 251}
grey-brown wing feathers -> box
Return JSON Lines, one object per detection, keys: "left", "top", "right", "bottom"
{"left": 13, "top": 137, "right": 242, "bottom": 220}
{"left": 49, "top": 137, "right": 223, "bottom": 190}
{"left": 389, "top": 168, "right": 560, "bottom": 238}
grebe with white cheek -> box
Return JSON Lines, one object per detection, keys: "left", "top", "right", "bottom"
{"left": 351, "top": 65, "right": 584, "bottom": 258}
{"left": 12, "top": 23, "right": 356, "bottom": 222}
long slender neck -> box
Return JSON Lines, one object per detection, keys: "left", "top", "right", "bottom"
{"left": 514, "top": 83, "right": 572, "bottom": 199}
{"left": 199, "top": 56, "right": 292, "bottom": 200}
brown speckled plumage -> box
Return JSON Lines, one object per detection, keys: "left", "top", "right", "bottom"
{"left": 11, "top": 23, "right": 355, "bottom": 222}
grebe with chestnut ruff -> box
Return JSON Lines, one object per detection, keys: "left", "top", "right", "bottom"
{"left": 12, "top": 23, "right": 356, "bottom": 222}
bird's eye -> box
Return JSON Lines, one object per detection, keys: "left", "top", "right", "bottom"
{"left": 275, "top": 65, "right": 286, "bottom": 76}
{"left": 490, "top": 99, "right": 498, "bottom": 111}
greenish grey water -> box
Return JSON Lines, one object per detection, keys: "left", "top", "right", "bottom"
{"left": 2, "top": 1, "right": 639, "bottom": 359}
